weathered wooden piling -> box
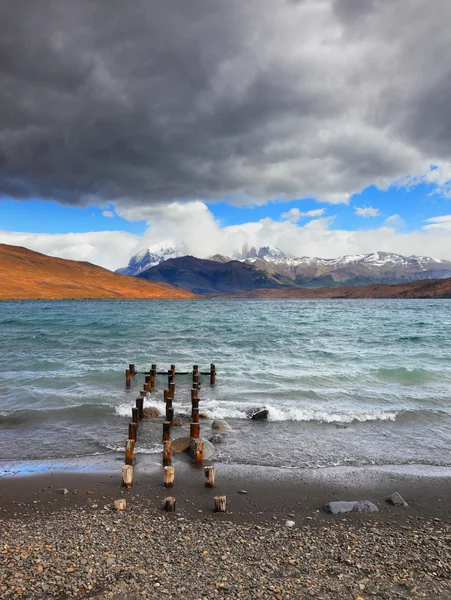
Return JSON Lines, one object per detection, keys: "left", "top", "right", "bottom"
{"left": 190, "top": 422, "right": 200, "bottom": 439}
{"left": 193, "top": 373, "right": 199, "bottom": 385}
{"left": 114, "top": 499, "right": 126, "bottom": 511}
{"left": 163, "top": 440, "right": 172, "bottom": 466}
{"left": 125, "top": 369, "right": 131, "bottom": 387}
{"left": 191, "top": 395, "right": 199, "bottom": 412}
{"left": 193, "top": 439, "right": 204, "bottom": 465}
{"left": 128, "top": 422, "right": 137, "bottom": 442}
{"left": 214, "top": 495, "right": 226, "bottom": 512}
{"left": 192, "top": 381, "right": 199, "bottom": 391}
{"left": 170, "top": 364, "right": 176, "bottom": 375}
{"left": 204, "top": 466, "right": 215, "bottom": 488}
{"left": 125, "top": 439, "right": 135, "bottom": 465}
{"left": 169, "top": 381, "right": 175, "bottom": 397}
{"left": 139, "top": 390, "right": 147, "bottom": 399}
{"left": 168, "top": 371, "right": 174, "bottom": 388}
{"left": 136, "top": 397, "right": 144, "bottom": 420}
{"left": 191, "top": 387, "right": 199, "bottom": 402}
{"left": 132, "top": 407, "right": 139, "bottom": 427}
{"left": 162, "top": 421, "right": 171, "bottom": 442}
{"left": 210, "top": 363, "right": 216, "bottom": 385}
{"left": 151, "top": 364, "right": 157, "bottom": 375}
{"left": 129, "top": 364, "right": 136, "bottom": 376}
{"left": 192, "top": 407, "right": 199, "bottom": 423}
{"left": 121, "top": 465, "right": 133, "bottom": 488}
{"left": 166, "top": 406, "right": 174, "bottom": 425}
{"left": 164, "top": 466, "right": 175, "bottom": 488}
{"left": 163, "top": 389, "right": 171, "bottom": 404}
{"left": 163, "top": 497, "right": 176, "bottom": 512}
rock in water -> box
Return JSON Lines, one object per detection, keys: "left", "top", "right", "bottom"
{"left": 211, "top": 419, "right": 232, "bottom": 432}
{"left": 143, "top": 407, "right": 161, "bottom": 418}
{"left": 323, "top": 500, "right": 378, "bottom": 514}
{"left": 171, "top": 437, "right": 192, "bottom": 452}
{"left": 386, "top": 492, "right": 408, "bottom": 507}
{"left": 172, "top": 416, "right": 183, "bottom": 427}
{"left": 246, "top": 407, "right": 269, "bottom": 420}
{"left": 189, "top": 439, "right": 215, "bottom": 460}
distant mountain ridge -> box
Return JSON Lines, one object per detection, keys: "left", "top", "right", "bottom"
{"left": 119, "top": 241, "right": 451, "bottom": 291}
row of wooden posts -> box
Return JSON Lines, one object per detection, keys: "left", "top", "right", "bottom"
{"left": 118, "top": 363, "right": 226, "bottom": 514}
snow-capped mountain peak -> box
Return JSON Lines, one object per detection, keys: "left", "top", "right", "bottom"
{"left": 116, "top": 241, "right": 186, "bottom": 276}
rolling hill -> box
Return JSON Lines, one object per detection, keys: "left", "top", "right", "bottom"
{"left": 0, "top": 244, "right": 196, "bottom": 300}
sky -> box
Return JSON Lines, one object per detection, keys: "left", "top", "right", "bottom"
{"left": 1, "top": 0, "right": 451, "bottom": 271}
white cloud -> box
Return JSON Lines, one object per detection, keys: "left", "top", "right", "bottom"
{"left": 281, "top": 208, "right": 326, "bottom": 222}
{"left": 102, "top": 210, "right": 115, "bottom": 218}
{"left": 355, "top": 207, "right": 380, "bottom": 218}
{"left": 384, "top": 214, "right": 405, "bottom": 228}
{"left": 423, "top": 214, "right": 451, "bottom": 230}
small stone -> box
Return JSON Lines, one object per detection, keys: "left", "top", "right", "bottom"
{"left": 285, "top": 520, "right": 295, "bottom": 528}
{"left": 56, "top": 488, "right": 69, "bottom": 495}
{"left": 237, "top": 490, "right": 248, "bottom": 495}
{"left": 323, "top": 500, "right": 378, "bottom": 514}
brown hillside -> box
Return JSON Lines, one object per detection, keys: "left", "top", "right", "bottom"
{"left": 0, "top": 244, "right": 196, "bottom": 300}
{"left": 210, "top": 277, "right": 451, "bottom": 299}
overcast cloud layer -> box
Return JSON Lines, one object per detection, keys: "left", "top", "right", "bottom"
{"left": 1, "top": 0, "right": 451, "bottom": 208}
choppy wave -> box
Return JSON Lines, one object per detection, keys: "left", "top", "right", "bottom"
{"left": 376, "top": 366, "right": 438, "bottom": 385}
{"left": 0, "top": 403, "right": 112, "bottom": 425}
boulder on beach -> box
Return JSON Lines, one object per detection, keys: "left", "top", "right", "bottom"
{"left": 199, "top": 412, "right": 209, "bottom": 419}
{"left": 189, "top": 438, "right": 215, "bottom": 460}
{"left": 386, "top": 492, "right": 408, "bottom": 507}
{"left": 323, "top": 500, "right": 378, "bottom": 515}
{"left": 143, "top": 407, "right": 161, "bottom": 418}
{"left": 209, "top": 433, "right": 226, "bottom": 444}
{"left": 211, "top": 419, "right": 232, "bottom": 432}
{"left": 246, "top": 407, "right": 269, "bottom": 420}
{"left": 171, "top": 437, "right": 192, "bottom": 452}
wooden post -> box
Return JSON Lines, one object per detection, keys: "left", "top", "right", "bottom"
{"left": 129, "top": 364, "right": 135, "bottom": 376}
{"left": 136, "top": 397, "right": 144, "bottom": 420}
{"left": 193, "top": 373, "right": 199, "bottom": 385}
{"left": 132, "top": 407, "right": 139, "bottom": 427}
{"left": 191, "top": 387, "right": 198, "bottom": 401}
{"left": 125, "top": 439, "right": 135, "bottom": 465}
{"left": 168, "top": 371, "right": 174, "bottom": 388}
{"left": 125, "top": 369, "right": 131, "bottom": 387}
{"left": 170, "top": 364, "right": 176, "bottom": 375}
{"left": 190, "top": 422, "right": 200, "bottom": 439}
{"left": 192, "top": 407, "right": 199, "bottom": 423}
{"left": 162, "top": 497, "right": 176, "bottom": 512}
{"left": 164, "top": 389, "right": 171, "bottom": 404}
{"left": 164, "top": 466, "right": 174, "bottom": 488}
{"left": 121, "top": 465, "right": 133, "bottom": 488}
{"left": 192, "top": 381, "right": 199, "bottom": 391}
{"left": 204, "top": 466, "right": 215, "bottom": 488}
{"left": 166, "top": 406, "right": 174, "bottom": 425}
{"left": 162, "top": 421, "right": 171, "bottom": 442}
{"left": 150, "top": 374, "right": 155, "bottom": 388}
{"left": 114, "top": 499, "right": 126, "bottom": 511}
{"left": 214, "top": 496, "right": 226, "bottom": 512}
{"left": 169, "top": 382, "right": 175, "bottom": 397}
{"left": 151, "top": 364, "right": 157, "bottom": 375}
{"left": 210, "top": 363, "right": 216, "bottom": 385}
{"left": 191, "top": 394, "right": 199, "bottom": 412}
{"left": 163, "top": 440, "right": 172, "bottom": 466}
{"left": 193, "top": 440, "right": 204, "bottom": 465}
{"left": 139, "top": 390, "right": 146, "bottom": 398}
{"left": 128, "top": 422, "right": 137, "bottom": 442}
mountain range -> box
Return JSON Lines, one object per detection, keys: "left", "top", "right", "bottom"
{"left": 118, "top": 242, "right": 451, "bottom": 293}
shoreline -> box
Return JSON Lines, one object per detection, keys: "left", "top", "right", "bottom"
{"left": 1, "top": 457, "right": 450, "bottom": 523}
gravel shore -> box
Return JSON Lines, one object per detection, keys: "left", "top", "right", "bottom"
{"left": 1, "top": 501, "right": 450, "bottom": 600}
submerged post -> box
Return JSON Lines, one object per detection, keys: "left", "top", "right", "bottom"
{"left": 192, "top": 407, "right": 199, "bottom": 423}
{"left": 125, "top": 369, "right": 131, "bottom": 387}
{"left": 136, "top": 397, "right": 144, "bottom": 420}
{"left": 169, "top": 381, "right": 175, "bottom": 397}
{"left": 129, "top": 364, "right": 136, "bottom": 376}
{"left": 190, "top": 422, "right": 200, "bottom": 439}
{"left": 132, "top": 407, "right": 139, "bottom": 427}
{"left": 166, "top": 405, "right": 174, "bottom": 425}
{"left": 128, "top": 422, "right": 137, "bottom": 442}
{"left": 162, "top": 421, "right": 171, "bottom": 442}
{"left": 210, "top": 363, "right": 216, "bottom": 385}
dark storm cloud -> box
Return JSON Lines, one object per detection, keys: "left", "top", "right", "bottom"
{"left": 0, "top": 0, "right": 450, "bottom": 209}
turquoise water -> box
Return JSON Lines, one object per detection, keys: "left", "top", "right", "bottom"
{"left": 1, "top": 299, "right": 450, "bottom": 469}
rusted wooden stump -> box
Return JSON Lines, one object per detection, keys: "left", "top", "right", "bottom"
{"left": 214, "top": 495, "right": 226, "bottom": 512}
{"left": 114, "top": 499, "right": 126, "bottom": 511}
{"left": 169, "top": 381, "right": 175, "bottom": 397}
{"left": 136, "top": 397, "right": 144, "bottom": 420}
{"left": 193, "top": 440, "right": 204, "bottom": 465}
{"left": 121, "top": 465, "right": 133, "bottom": 488}
{"left": 163, "top": 440, "right": 172, "bottom": 466}
{"left": 190, "top": 422, "right": 200, "bottom": 439}
{"left": 210, "top": 363, "right": 216, "bottom": 385}
{"left": 164, "top": 466, "right": 174, "bottom": 488}
{"left": 166, "top": 406, "right": 174, "bottom": 425}
{"left": 192, "top": 407, "right": 199, "bottom": 423}
{"left": 162, "top": 497, "right": 176, "bottom": 512}
{"left": 125, "top": 369, "right": 131, "bottom": 387}
{"left": 129, "top": 364, "right": 136, "bottom": 376}
{"left": 204, "top": 466, "right": 215, "bottom": 488}
{"left": 125, "top": 439, "right": 135, "bottom": 465}
{"left": 132, "top": 407, "right": 139, "bottom": 427}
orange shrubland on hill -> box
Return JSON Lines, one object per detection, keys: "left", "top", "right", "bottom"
{"left": 0, "top": 244, "right": 196, "bottom": 300}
